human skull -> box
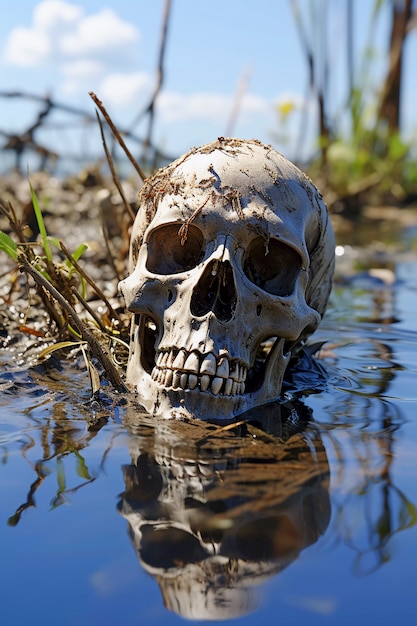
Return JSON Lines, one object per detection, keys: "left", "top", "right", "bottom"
{"left": 120, "top": 138, "right": 335, "bottom": 419}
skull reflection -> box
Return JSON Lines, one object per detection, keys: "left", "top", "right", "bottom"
{"left": 118, "top": 402, "right": 330, "bottom": 620}
{"left": 120, "top": 138, "right": 335, "bottom": 418}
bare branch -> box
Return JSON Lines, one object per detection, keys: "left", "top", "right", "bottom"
{"left": 90, "top": 92, "right": 147, "bottom": 182}
{"left": 95, "top": 110, "right": 136, "bottom": 223}
{"left": 132, "top": 0, "right": 172, "bottom": 166}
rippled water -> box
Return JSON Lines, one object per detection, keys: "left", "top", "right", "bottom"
{"left": 1, "top": 252, "right": 417, "bottom": 625}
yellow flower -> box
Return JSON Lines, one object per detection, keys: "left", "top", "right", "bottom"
{"left": 277, "top": 100, "right": 296, "bottom": 121}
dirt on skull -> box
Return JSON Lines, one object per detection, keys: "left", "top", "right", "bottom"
{"left": 120, "top": 138, "right": 335, "bottom": 420}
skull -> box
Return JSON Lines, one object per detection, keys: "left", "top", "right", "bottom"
{"left": 120, "top": 138, "right": 335, "bottom": 419}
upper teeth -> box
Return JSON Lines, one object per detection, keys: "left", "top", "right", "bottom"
{"left": 151, "top": 348, "right": 247, "bottom": 396}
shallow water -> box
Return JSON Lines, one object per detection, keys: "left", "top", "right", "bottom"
{"left": 1, "top": 252, "right": 417, "bottom": 625}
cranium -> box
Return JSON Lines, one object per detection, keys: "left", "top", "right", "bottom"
{"left": 120, "top": 138, "right": 335, "bottom": 419}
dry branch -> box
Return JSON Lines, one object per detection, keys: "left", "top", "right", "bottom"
{"left": 90, "top": 92, "right": 147, "bottom": 182}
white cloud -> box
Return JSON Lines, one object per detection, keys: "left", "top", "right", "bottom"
{"left": 3, "top": 27, "right": 50, "bottom": 66}
{"left": 3, "top": 0, "right": 82, "bottom": 66}
{"left": 61, "top": 59, "right": 105, "bottom": 94}
{"left": 99, "top": 72, "right": 151, "bottom": 107}
{"left": 63, "top": 59, "right": 104, "bottom": 80}
{"left": 239, "top": 93, "right": 271, "bottom": 116}
{"left": 33, "top": 0, "right": 83, "bottom": 33}
{"left": 3, "top": 1, "right": 140, "bottom": 68}
{"left": 60, "top": 8, "right": 138, "bottom": 61}
{"left": 33, "top": 0, "right": 82, "bottom": 32}
{"left": 157, "top": 91, "right": 269, "bottom": 124}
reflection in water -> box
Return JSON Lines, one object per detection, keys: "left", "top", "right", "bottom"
{"left": 313, "top": 330, "right": 417, "bottom": 576}
{"left": 118, "top": 401, "right": 331, "bottom": 620}
{"left": 330, "top": 425, "right": 416, "bottom": 577}
{"left": 1, "top": 362, "right": 114, "bottom": 525}
{"left": 1, "top": 320, "right": 417, "bottom": 620}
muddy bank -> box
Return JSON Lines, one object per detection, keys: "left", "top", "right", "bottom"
{"left": 1, "top": 169, "right": 416, "bottom": 384}
{"left": 0, "top": 169, "right": 140, "bottom": 379}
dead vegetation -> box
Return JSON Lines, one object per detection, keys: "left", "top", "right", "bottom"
{"left": 0, "top": 95, "right": 146, "bottom": 397}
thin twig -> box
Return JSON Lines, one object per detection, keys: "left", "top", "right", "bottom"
{"left": 196, "top": 420, "right": 247, "bottom": 447}
{"left": 0, "top": 89, "right": 162, "bottom": 150}
{"left": 59, "top": 241, "right": 121, "bottom": 322}
{"left": 98, "top": 208, "right": 125, "bottom": 283}
{"left": 95, "top": 110, "right": 136, "bottom": 223}
{"left": 140, "top": 0, "right": 172, "bottom": 166}
{"left": 7, "top": 472, "right": 46, "bottom": 527}
{"left": 71, "top": 286, "right": 108, "bottom": 334}
{"left": 89, "top": 92, "right": 146, "bottom": 182}
{"left": 224, "top": 65, "right": 252, "bottom": 137}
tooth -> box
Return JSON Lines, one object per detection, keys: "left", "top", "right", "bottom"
{"left": 157, "top": 369, "right": 164, "bottom": 383}
{"left": 173, "top": 349, "right": 187, "bottom": 370}
{"left": 166, "top": 350, "right": 175, "bottom": 368}
{"left": 230, "top": 363, "right": 240, "bottom": 381}
{"left": 239, "top": 382, "right": 245, "bottom": 394}
{"left": 185, "top": 463, "right": 198, "bottom": 478}
{"left": 188, "top": 374, "right": 198, "bottom": 389}
{"left": 198, "top": 462, "right": 212, "bottom": 477}
{"left": 156, "top": 352, "right": 164, "bottom": 367}
{"left": 172, "top": 371, "right": 182, "bottom": 388}
{"left": 211, "top": 377, "right": 223, "bottom": 395}
{"left": 216, "top": 356, "right": 229, "bottom": 379}
{"left": 224, "top": 378, "right": 233, "bottom": 395}
{"left": 165, "top": 369, "right": 173, "bottom": 387}
{"left": 232, "top": 381, "right": 239, "bottom": 395}
{"left": 151, "top": 368, "right": 159, "bottom": 381}
{"left": 180, "top": 373, "right": 188, "bottom": 389}
{"left": 184, "top": 351, "right": 200, "bottom": 373}
{"left": 200, "top": 374, "right": 210, "bottom": 391}
{"left": 201, "top": 353, "right": 216, "bottom": 375}
{"left": 240, "top": 365, "right": 247, "bottom": 382}
{"left": 160, "top": 351, "right": 169, "bottom": 368}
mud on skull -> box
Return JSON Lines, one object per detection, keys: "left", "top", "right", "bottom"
{"left": 120, "top": 138, "right": 335, "bottom": 419}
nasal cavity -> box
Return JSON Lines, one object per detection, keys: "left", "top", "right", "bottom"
{"left": 190, "top": 260, "right": 237, "bottom": 322}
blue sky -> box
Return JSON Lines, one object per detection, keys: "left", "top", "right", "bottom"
{"left": 0, "top": 0, "right": 416, "bottom": 169}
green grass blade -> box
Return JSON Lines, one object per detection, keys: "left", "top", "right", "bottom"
{"left": 0, "top": 231, "right": 18, "bottom": 261}
{"left": 65, "top": 242, "right": 89, "bottom": 278}
{"left": 29, "top": 180, "right": 52, "bottom": 263}
{"left": 38, "top": 340, "right": 85, "bottom": 360}
{"left": 48, "top": 237, "right": 61, "bottom": 249}
{"left": 74, "top": 450, "right": 92, "bottom": 480}
{"left": 71, "top": 243, "right": 89, "bottom": 262}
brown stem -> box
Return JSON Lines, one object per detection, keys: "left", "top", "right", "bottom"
{"left": 140, "top": 0, "right": 172, "bottom": 167}
{"left": 378, "top": 0, "right": 412, "bottom": 133}
{"left": 89, "top": 92, "right": 146, "bottom": 182}
{"left": 59, "top": 241, "right": 121, "bottom": 323}
{"left": 71, "top": 286, "right": 108, "bottom": 334}
{"left": 95, "top": 110, "right": 136, "bottom": 223}
{"left": 19, "top": 258, "right": 127, "bottom": 392}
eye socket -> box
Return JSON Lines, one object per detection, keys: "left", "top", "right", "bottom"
{"left": 243, "top": 236, "right": 302, "bottom": 296}
{"left": 146, "top": 224, "right": 204, "bottom": 274}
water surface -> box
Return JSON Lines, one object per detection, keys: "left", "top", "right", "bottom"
{"left": 1, "top": 252, "right": 417, "bottom": 625}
